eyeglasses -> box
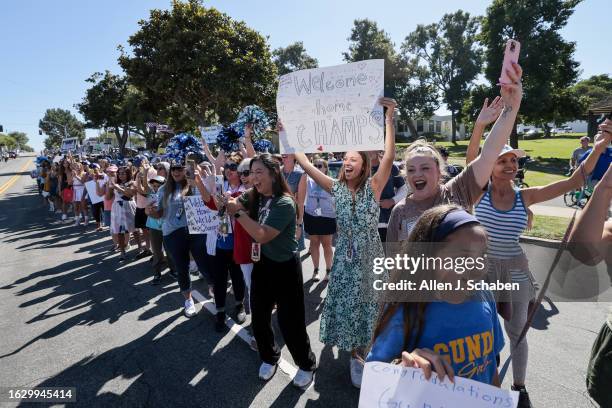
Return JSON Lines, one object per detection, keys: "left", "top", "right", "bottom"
{"left": 314, "top": 163, "right": 325, "bottom": 169}
{"left": 225, "top": 163, "right": 238, "bottom": 171}
{"left": 240, "top": 171, "right": 250, "bottom": 177}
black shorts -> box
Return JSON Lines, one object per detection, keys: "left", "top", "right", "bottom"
{"left": 304, "top": 212, "right": 336, "bottom": 236}
{"left": 135, "top": 207, "right": 148, "bottom": 229}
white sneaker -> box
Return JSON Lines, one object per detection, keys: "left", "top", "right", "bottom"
{"left": 83, "top": 216, "right": 89, "bottom": 225}
{"left": 350, "top": 358, "right": 364, "bottom": 389}
{"left": 61, "top": 214, "right": 67, "bottom": 220}
{"left": 258, "top": 362, "right": 277, "bottom": 381}
{"left": 184, "top": 298, "right": 197, "bottom": 318}
{"left": 74, "top": 217, "right": 80, "bottom": 226}
{"left": 292, "top": 368, "right": 314, "bottom": 390}
{"left": 48, "top": 203, "right": 54, "bottom": 212}
{"left": 188, "top": 260, "right": 198, "bottom": 275}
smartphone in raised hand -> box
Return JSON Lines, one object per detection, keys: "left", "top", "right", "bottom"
{"left": 499, "top": 39, "right": 520, "bottom": 85}
{"left": 185, "top": 159, "right": 196, "bottom": 180}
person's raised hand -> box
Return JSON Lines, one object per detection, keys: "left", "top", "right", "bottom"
{"left": 379, "top": 97, "right": 398, "bottom": 120}
{"left": 594, "top": 126, "right": 612, "bottom": 152}
{"left": 276, "top": 119, "right": 285, "bottom": 132}
{"left": 400, "top": 349, "right": 455, "bottom": 383}
{"left": 245, "top": 123, "right": 253, "bottom": 140}
{"left": 499, "top": 62, "right": 523, "bottom": 112}
{"left": 476, "top": 96, "right": 503, "bottom": 127}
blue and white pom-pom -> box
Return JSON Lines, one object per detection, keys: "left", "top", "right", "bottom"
{"left": 252, "top": 138, "right": 273, "bottom": 153}
{"left": 165, "top": 133, "right": 203, "bottom": 163}
{"left": 233, "top": 105, "right": 270, "bottom": 137}
{"left": 216, "top": 126, "right": 241, "bottom": 152}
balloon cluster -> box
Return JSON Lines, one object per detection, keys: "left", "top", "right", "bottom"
{"left": 233, "top": 105, "right": 270, "bottom": 138}
{"left": 165, "top": 133, "right": 203, "bottom": 165}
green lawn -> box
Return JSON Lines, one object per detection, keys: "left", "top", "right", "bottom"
{"left": 523, "top": 215, "right": 571, "bottom": 241}
{"left": 397, "top": 133, "right": 588, "bottom": 187}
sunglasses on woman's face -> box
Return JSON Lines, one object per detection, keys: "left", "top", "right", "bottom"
{"left": 314, "top": 163, "right": 324, "bottom": 169}
{"left": 225, "top": 163, "right": 238, "bottom": 171}
{"left": 171, "top": 166, "right": 184, "bottom": 171}
{"left": 240, "top": 171, "right": 250, "bottom": 177}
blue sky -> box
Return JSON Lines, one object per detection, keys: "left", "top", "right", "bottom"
{"left": 1, "top": 0, "right": 609, "bottom": 151}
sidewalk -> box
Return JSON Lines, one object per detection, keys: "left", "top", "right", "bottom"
{"left": 530, "top": 204, "right": 579, "bottom": 218}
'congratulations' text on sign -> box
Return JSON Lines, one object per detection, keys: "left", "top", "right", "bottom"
{"left": 359, "top": 363, "right": 518, "bottom": 408}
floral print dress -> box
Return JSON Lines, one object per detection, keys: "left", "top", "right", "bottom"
{"left": 319, "top": 179, "right": 384, "bottom": 350}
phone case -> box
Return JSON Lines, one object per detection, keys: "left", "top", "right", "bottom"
{"left": 499, "top": 39, "right": 520, "bottom": 85}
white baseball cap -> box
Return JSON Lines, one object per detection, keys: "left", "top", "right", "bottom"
{"left": 498, "top": 144, "right": 526, "bottom": 159}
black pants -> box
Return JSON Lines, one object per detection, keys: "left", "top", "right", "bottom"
{"left": 163, "top": 227, "right": 210, "bottom": 292}
{"left": 251, "top": 253, "right": 316, "bottom": 371}
{"left": 378, "top": 227, "right": 387, "bottom": 243}
{"left": 213, "top": 248, "right": 245, "bottom": 312}
{"left": 91, "top": 202, "right": 104, "bottom": 223}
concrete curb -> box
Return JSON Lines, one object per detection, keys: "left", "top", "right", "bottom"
{"left": 519, "top": 235, "right": 561, "bottom": 249}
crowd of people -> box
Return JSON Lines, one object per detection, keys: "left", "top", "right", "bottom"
{"left": 30, "top": 62, "right": 612, "bottom": 408}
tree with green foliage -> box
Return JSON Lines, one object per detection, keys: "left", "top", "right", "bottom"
{"left": 0, "top": 134, "right": 18, "bottom": 150}
{"left": 7, "top": 131, "right": 30, "bottom": 150}
{"left": 273, "top": 42, "right": 318, "bottom": 75}
{"left": 571, "top": 74, "right": 612, "bottom": 107}
{"left": 480, "top": 0, "right": 585, "bottom": 146}
{"left": 343, "top": 19, "right": 438, "bottom": 138}
{"left": 403, "top": 10, "right": 483, "bottom": 142}
{"left": 39, "top": 108, "right": 85, "bottom": 150}
{"left": 119, "top": 0, "right": 278, "bottom": 128}
{"left": 77, "top": 71, "right": 166, "bottom": 154}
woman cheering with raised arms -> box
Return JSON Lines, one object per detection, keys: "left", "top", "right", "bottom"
{"left": 293, "top": 97, "right": 398, "bottom": 388}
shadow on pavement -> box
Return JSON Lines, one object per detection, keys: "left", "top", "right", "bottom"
{"left": 1, "top": 184, "right": 360, "bottom": 407}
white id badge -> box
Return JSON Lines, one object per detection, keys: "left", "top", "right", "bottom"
{"left": 251, "top": 242, "right": 261, "bottom": 262}
{"left": 314, "top": 207, "right": 322, "bottom": 216}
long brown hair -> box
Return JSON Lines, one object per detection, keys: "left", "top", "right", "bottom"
{"left": 245, "top": 153, "right": 294, "bottom": 219}
{"left": 338, "top": 151, "right": 370, "bottom": 192}
{"left": 163, "top": 168, "right": 191, "bottom": 207}
{"left": 371, "top": 204, "right": 465, "bottom": 355}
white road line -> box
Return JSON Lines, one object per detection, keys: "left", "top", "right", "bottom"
{"left": 191, "top": 289, "right": 299, "bottom": 379}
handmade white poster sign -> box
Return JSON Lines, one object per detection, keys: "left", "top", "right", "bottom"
{"left": 276, "top": 59, "right": 385, "bottom": 153}
{"left": 199, "top": 125, "right": 223, "bottom": 144}
{"left": 84, "top": 180, "right": 104, "bottom": 204}
{"left": 183, "top": 196, "right": 219, "bottom": 234}
{"left": 359, "top": 362, "right": 518, "bottom": 408}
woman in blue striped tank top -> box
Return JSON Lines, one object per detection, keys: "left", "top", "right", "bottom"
{"left": 474, "top": 138, "right": 610, "bottom": 408}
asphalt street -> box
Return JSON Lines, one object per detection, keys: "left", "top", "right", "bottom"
{"left": 0, "top": 155, "right": 608, "bottom": 408}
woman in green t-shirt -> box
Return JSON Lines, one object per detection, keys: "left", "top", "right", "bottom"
{"left": 226, "top": 153, "right": 317, "bottom": 390}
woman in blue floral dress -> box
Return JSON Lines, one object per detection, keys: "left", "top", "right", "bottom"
{"left": 294, "top": 97, "right": 397, "bottom": 388}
